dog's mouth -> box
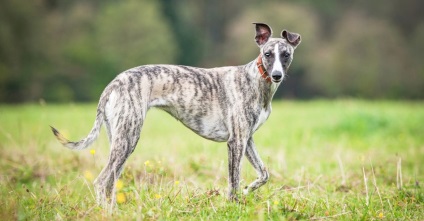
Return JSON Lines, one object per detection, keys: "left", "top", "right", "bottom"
{"left": 270, "top": 70, "right": 284, "bottom": 83}
{"left": 271, "top": 75, "right": 283, "bottom": 83}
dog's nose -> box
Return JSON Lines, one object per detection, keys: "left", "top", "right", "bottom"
{"left": 272, "top": 71, "right": 283, "bottom": 81}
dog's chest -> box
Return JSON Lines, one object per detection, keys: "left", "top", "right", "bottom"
{"left": 253, "top": 107, "right": 271, "bottom": 132}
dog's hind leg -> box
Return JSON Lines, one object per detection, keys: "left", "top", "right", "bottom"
{"left": 243, "top": 138, "right": 269, "bottom": 195}
{"left": 94, "top": 116, "right": 142, "bottom": 208}
{"left": 94, "top": 91, "right": 146, "bottom": 208}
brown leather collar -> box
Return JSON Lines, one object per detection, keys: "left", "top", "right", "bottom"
{"left": 256, "top": 55, "right": 272, "bottom": 83}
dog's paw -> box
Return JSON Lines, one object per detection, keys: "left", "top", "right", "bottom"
{"left": 242, "top": 186, "right": 249, "bottom": 195}
{"left": 228, "top": 193, "right": 239, "bottom": 203}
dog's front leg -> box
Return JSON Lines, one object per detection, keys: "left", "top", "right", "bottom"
{"left": 243, "top": 138, "right": 269, "bottom": 195}
{"left": 227, "top": 138, "right": 247, "bottom": 202}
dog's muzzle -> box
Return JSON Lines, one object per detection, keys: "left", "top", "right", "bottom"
{"left": 271, "top": 71, "right": 283, "bottom": 82}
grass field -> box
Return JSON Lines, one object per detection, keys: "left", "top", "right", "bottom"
{"left": 0, "top": 100, "right": 423, "bottom": 220}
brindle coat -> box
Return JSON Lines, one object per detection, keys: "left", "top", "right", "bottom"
{"left": 51, "top": 23, "right": 301, "bottom": 207}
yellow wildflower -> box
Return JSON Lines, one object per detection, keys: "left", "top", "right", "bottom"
{"left": 144, "top": 160, "right": 150, "bottom": 166}
{"left": 174, "top": 180, "right": 180, "bottom": 185}
{"left": 273, "top": 200, "right": 279, "bottom": 206}
{"left": 378, "top": 212, "right": 384, "bottom": 219}
{"left": 154, "top": 194, "right": 162, "bottom": 199}
{"left": 90, "top": 149, "right": 96, "bottom": 155}
{"left": 116, "top": 192, "right": 126, "bottom": 204}
{"left": 116, "top": 179, "right": 124, "bottom": 190}
{"left": 84, "top": 171, "right": 93, "bottom": 181}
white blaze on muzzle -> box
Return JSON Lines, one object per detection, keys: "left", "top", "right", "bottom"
{"left": 271, "top": 44, "right": 284, "bottom": 82}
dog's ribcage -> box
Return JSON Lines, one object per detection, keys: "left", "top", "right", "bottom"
{"left": 103, "top": 64, "right": 274, "bottom": 143}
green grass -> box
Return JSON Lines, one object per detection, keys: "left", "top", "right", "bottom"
{"left": 0, "top": 100, "right": 423, "bottom": 220}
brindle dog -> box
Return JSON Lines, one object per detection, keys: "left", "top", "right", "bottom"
{"left": 51, "top": 23, "right": 301, "bottom": 207}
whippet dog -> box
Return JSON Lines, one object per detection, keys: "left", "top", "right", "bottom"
{"left": 51, "top": 23, "right": 301, "bottom": 206}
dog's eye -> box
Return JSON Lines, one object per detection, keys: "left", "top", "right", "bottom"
{"left": 264, "top": 52, "right": 271, "bottom": 57}
{"left": 283, "top": 52, "right": 291, "bottom": 58}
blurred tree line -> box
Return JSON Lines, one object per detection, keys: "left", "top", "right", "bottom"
{"left": 0, "top": 0, "right": 423, "bottom": 102}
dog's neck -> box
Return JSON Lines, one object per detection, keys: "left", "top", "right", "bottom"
{"left": 244, "top": 59, "right": 280, "bottom": 108}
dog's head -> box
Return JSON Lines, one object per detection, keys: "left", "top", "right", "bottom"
{"left": 254, "top": 23, "right": 301, "bottom": 83}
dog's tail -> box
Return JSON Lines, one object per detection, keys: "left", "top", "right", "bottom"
{"left": 50, "top": 120, "right": 102, "bottom": 150}
{"left": 50, "top": 87, "right": 113, "bottom": 150}
{"left": 50, "top": 112, "right": 103, "bottom": 150}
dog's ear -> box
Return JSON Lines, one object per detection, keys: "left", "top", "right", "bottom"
{"left": 253, "top": 23, "right": 272, "bottom": 46}
{"left": 281, "top": 30, "right": 301, "bottom": 48}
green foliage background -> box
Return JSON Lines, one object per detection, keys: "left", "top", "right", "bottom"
{"left": 1, "top": 0, "right": 424, "bottom": 102}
